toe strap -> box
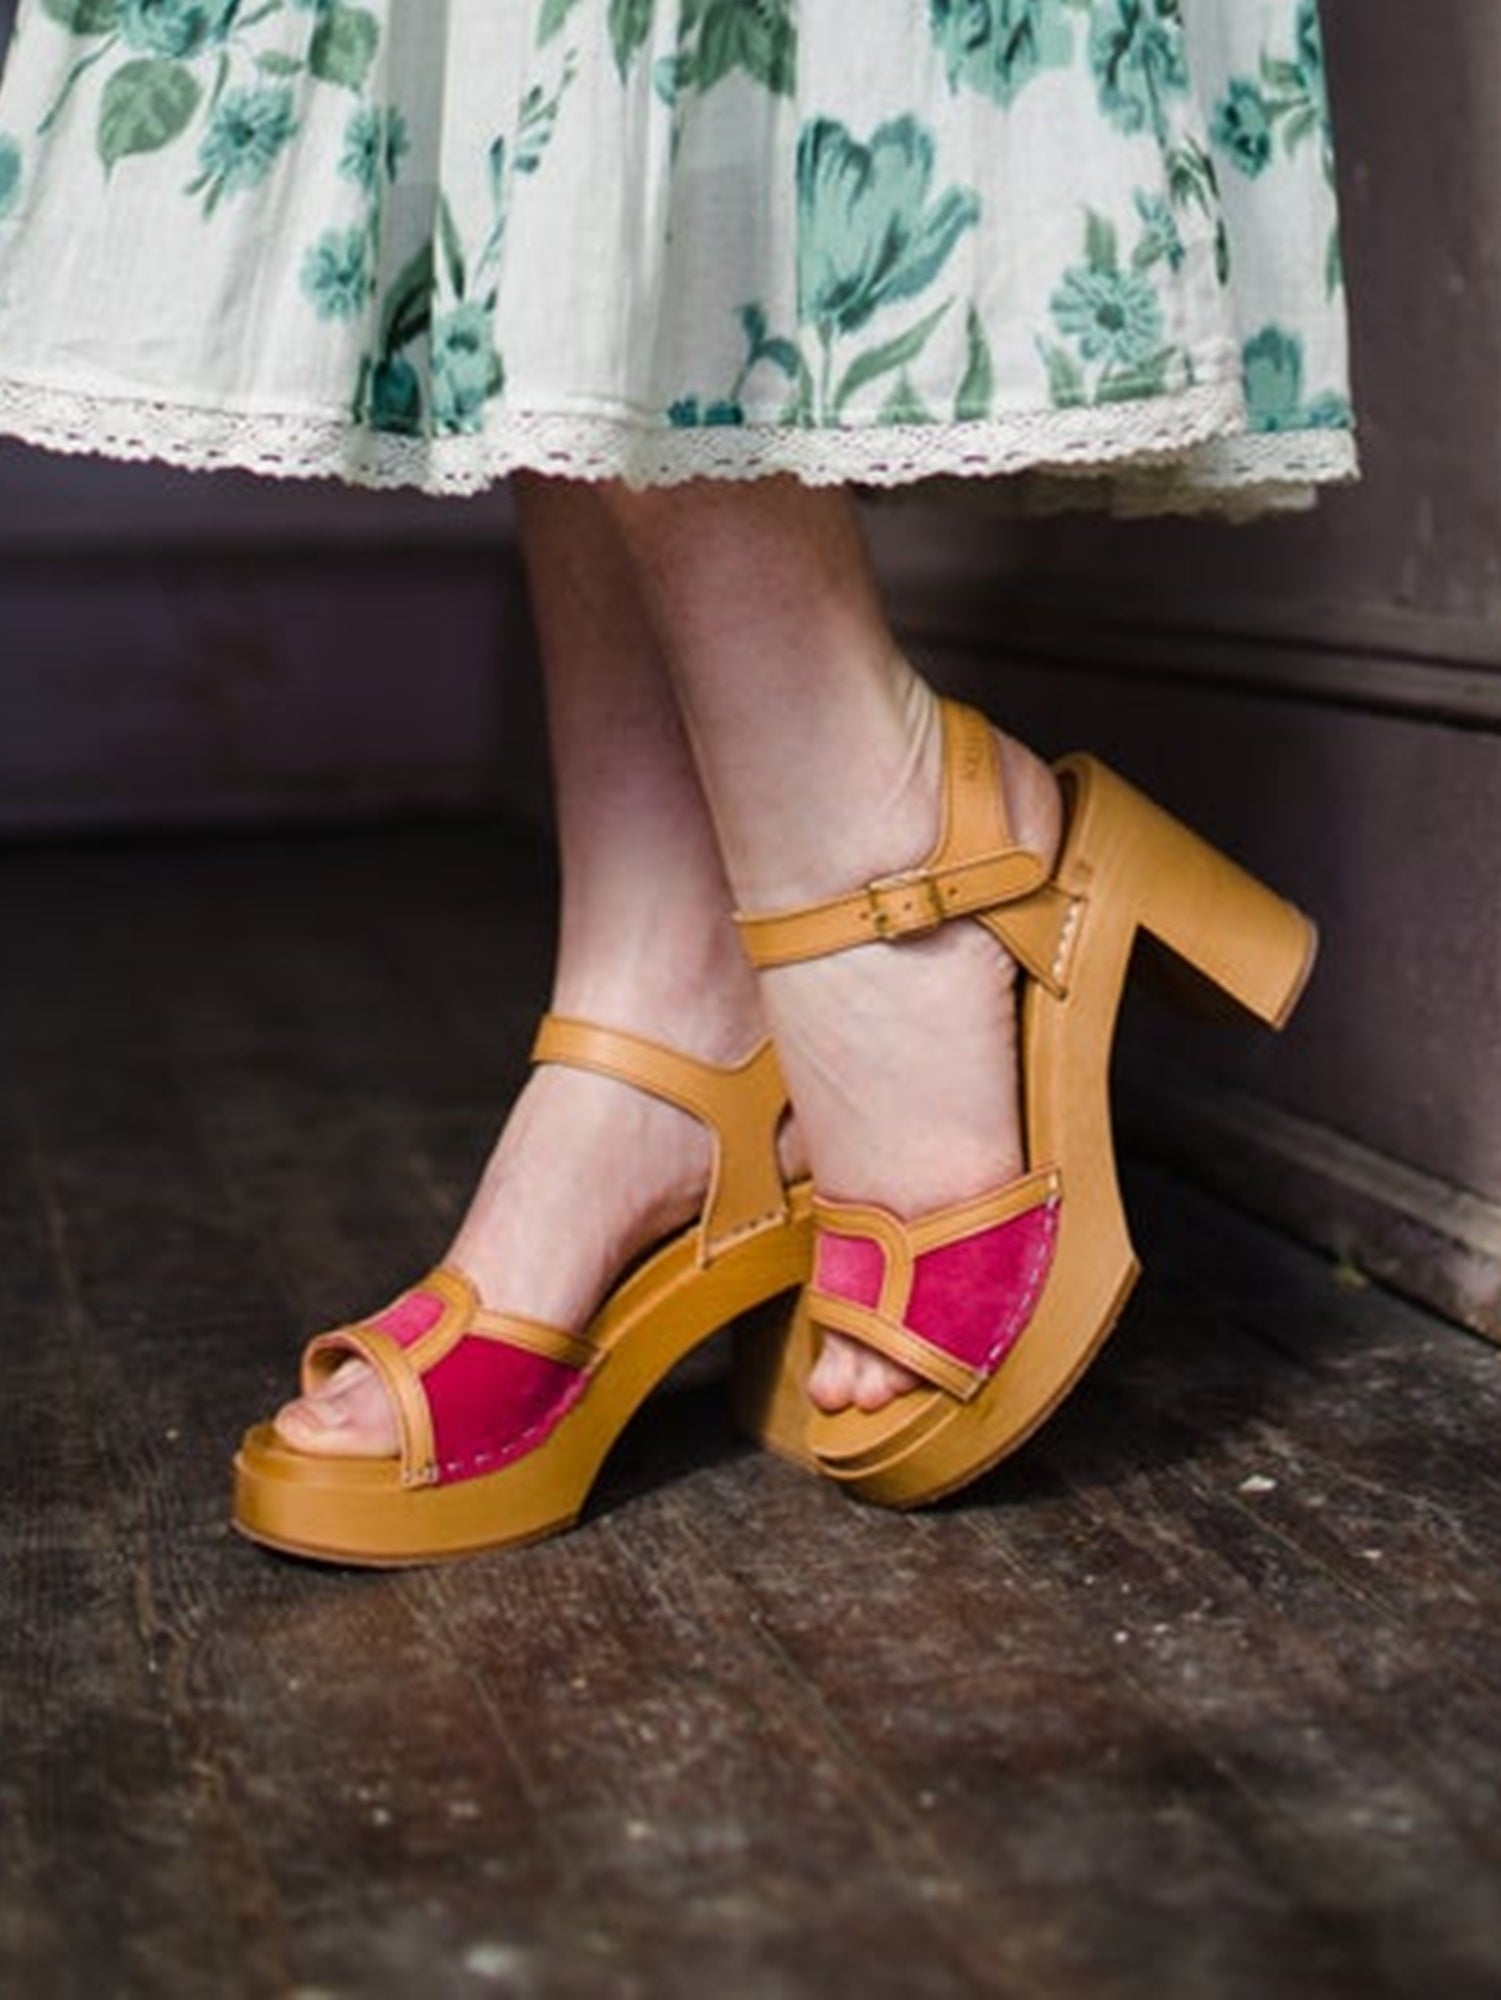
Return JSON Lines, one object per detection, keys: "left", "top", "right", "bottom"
{"left": 807, "top": 1289, "right": 991, "bottom": 1401}
{"left": 303, "top": 1324, "right": 436, "bottom": 1486}
{"left": 810, "top": 1170, "right": 1062, "bottom": 1403}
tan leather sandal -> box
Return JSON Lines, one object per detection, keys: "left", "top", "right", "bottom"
{"left": 732, "top": 697, "right": 1315, "bottom": 1507}
{"left": 233, "top": 1015, "right": 813, "bottom": 1564}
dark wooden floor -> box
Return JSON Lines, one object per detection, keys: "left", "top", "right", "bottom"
{"left": 3, "top": 819, "right": 1500, "bottom": 2000}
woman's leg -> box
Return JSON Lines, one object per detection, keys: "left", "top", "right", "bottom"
{"left": 276, "top": 474, "right": 789, "bottom": 1455}
{"left": 599, "top": 476, "right": 1062, "bottom": 1414}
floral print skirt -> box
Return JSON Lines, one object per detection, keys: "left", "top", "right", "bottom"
{"left": 0, "top": 1, "right": 1355, "bottom": 510}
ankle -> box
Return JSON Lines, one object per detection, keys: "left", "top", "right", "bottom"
{"left": 728, "top": 663, "right": 946, "bottom": 912}
{"left": 551, "top": 937, "right": 769, "bottom": 1067}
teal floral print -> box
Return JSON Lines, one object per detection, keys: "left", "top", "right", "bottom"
{"left": 190, "top": 83, "right": 296, "bottom": 210}
{"left": 797, "top": 116, "right": 978, "bottom": 342}
{"left": 1242, "top": 325, "right": 1350, "bottom": 433}
{"left": 675, "top": 112, "right": 981, "bottom": 431}
{"left": 338, "top": 102, "right": 407, "bottom": 192}
{"left": 120, "top": 1, "right": 240, "bottom": 62}
{"left": 301, "top": 224, "right": 368, "bottom": 320}
{"left": 590, "top": 0, "right": 795, "bottom": 104}
{"left": 1089, "top": 0, "right": 1190, "bottom": 142}
{"left": 820, "top": 111, "right": 971, "bottom": 420}
{"left": 1212, "top": 0, "right": 1340, "bottom": 291}
{"left": 1212, "top": 77, "right": 1273, "bottom": 178}
{"left": 928, "top": 0, "right": 1076, "bottom": 109}
{"left": 0, "top": 0, "right": 1355, "bottom": 504}
{"left": 1053, "top": 260, "right": 1163, "bottom": 372}
{"left": 35, "top": 0, "right": 376, "bottom": 187}
{"left": 1044, "top": 209, "right": 1187, "bottom": 406}
{"left": 300, "top": 19, "right": 576, "bottom": 444}
{"left": 431, "top": 297, "right": 503, "bottom": 433}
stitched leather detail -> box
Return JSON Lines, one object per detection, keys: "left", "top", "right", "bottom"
{"left": 531, "top": 1015, "right": 791, "bottom": 1266}
{"left": 298, "top": 1266, "right": 598, "bottom": 1488}
{"left": 811, "top": 1170, "right": 1063, "bottom": 1401}
{"left": 808, "top": 1289, "right": 986, "bottom": 1401}
{"left": 901, "top": 1169, "right": 1063, "bottom": 1254}
{"left": 975, "top": 886, "right": 1080, "bottom": 998}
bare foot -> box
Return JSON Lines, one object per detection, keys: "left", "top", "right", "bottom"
{"left": 274, "top": 999, "right": 803, "bottom": 1458}
{"left": 763, "top": 725, "right": 1063, "bottom": 1416}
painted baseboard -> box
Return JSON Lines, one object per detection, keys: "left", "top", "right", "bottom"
{"left": 1120, "top": 1075, "right": 1501, "bottom": 1345}
{"left": 876, "top": 524, "right": 1501, "bottom": 1347}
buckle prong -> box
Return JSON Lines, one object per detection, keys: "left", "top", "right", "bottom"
{"left": 865, "top": 867, "right": 946, "bottom": 940}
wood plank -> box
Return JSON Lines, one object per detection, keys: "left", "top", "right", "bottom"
{"left": 4, "top": 824, "right": 1501, "bottom": 1998}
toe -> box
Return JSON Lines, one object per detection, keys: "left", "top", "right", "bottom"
{"left": 273, "top": 1360, "right": 401, "bottom": 1458}
{"left": 852, "top": 1347, "right": 922, "bottom": 1413}
{"left": 807, "top": 1329, "right": 860, "bottom": 1413}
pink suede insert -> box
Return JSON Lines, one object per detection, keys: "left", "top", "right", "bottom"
{"left": 427, "top": 1342, "right": 589, "bottom": 1484}
{"left": 905, "top": 1204, "right": 1059, "bottom": 1375}
{"left": 814, "top": 1230, "right": 887, "bottom": 1308}
{"left": 369, "top": 1290, "right": 446, "bottom": 1349}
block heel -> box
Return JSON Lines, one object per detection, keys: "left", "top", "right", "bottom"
{"left": 1065, "top": 755, "right": 1317, "bottom": 1033}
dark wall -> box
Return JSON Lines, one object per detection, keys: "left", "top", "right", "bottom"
{"left": 868, "top": 2, "right": 1501, "bottom": 1330}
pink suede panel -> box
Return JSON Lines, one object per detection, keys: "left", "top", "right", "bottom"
{"left": 814, "top": 1230, "right": 887, "bottom": 1309}
{"left": 426, "top": 1340, "right": 589, "bottom": 1484}
{"left": 369, "top": 1290, "right": 446, "bottom": 1350}
{"left": 904, "top": 1203, "right": 1061, "bottom": 1376}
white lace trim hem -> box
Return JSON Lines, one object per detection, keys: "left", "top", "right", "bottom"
{"left": 0, "top": 368, "right": 1355, "bottom": 509}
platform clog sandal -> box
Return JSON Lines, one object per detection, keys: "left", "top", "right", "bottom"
{"left": 233, "top": 1015, "right": 814, "bottom": 1564}
{"left": 730, "top": 698, "right": 1316, "bottom": 1508}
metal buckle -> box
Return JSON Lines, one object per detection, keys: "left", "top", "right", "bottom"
{"left": 864, "top": 868, "right": 946, "bottom": 940}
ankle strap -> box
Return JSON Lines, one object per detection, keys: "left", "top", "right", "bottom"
{"left": 530, "top": 1015, "right": 791, "bottom": 1265}
{"left": 734, "top": 700, "right": 1067, "bottom": 979}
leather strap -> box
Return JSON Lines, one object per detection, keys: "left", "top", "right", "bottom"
{"left": 810, "top": 1166, "right": 1062, "bottom": 1401}
{"left": 530, "top": 1015, "right": 790, "bottom": 1265}
{"left": 806, "top": 1290, "right": 989, "bottom": 1401}
{"left": 303, "top": 1322, "right": 440, "bottom": 1488}
{"left": 734, "top": 699, "right": 1077, "bottom": 995}
{"left": 467, "top": 1306, "right": 599, "bottom": 1373}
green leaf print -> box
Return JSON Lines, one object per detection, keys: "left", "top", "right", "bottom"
{"left": 833, "top": 298, "right": 951, "bottom": 416}
{"left": 693, "top": 1, "right": 794, "bottom": 98}
{"left": 1096, "top": 346, "right": 1174, "bottom": 402}
{"left": 607, "top": 0, "right": 794, "bottom": 106}
{"left": 98, "top": 58, "right": 201, "bottom": 170}
{"left": 0, "top": 135, "right": 22, "bottom": 222}
{"left": 40, "top": 0, "right": 122, "bottom": 31}
{"left": 438, "top": 193, "right": 466, "bottom": 299}
{"left": 1083, "top": 208, "right": 1119, "bottom": 276}
{"left": 1040, "top": 340, "right": 1087, "bottom": 408}
{"left": 955, "top": 306, "right": 995, "bottom": 421}
{"left": 609, "top": 0, "right": 654, "bottom": 80}
{"left": 536, "top": 0, "right": 584, "bottom": 46}
{"left": 1089, "top": 0, "right": 1190, "bottom": 144}
{"left": 928, "top": 0, "right": 1076, "bottom": 109}
{"left": 309, "top": 4, "right": 379, "bottom": 92}
{"left": 879, "top": 371, "right": 934, "bottom": 426}
{"left": 379, "top": 238, "right": 434, "bottom": 353}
